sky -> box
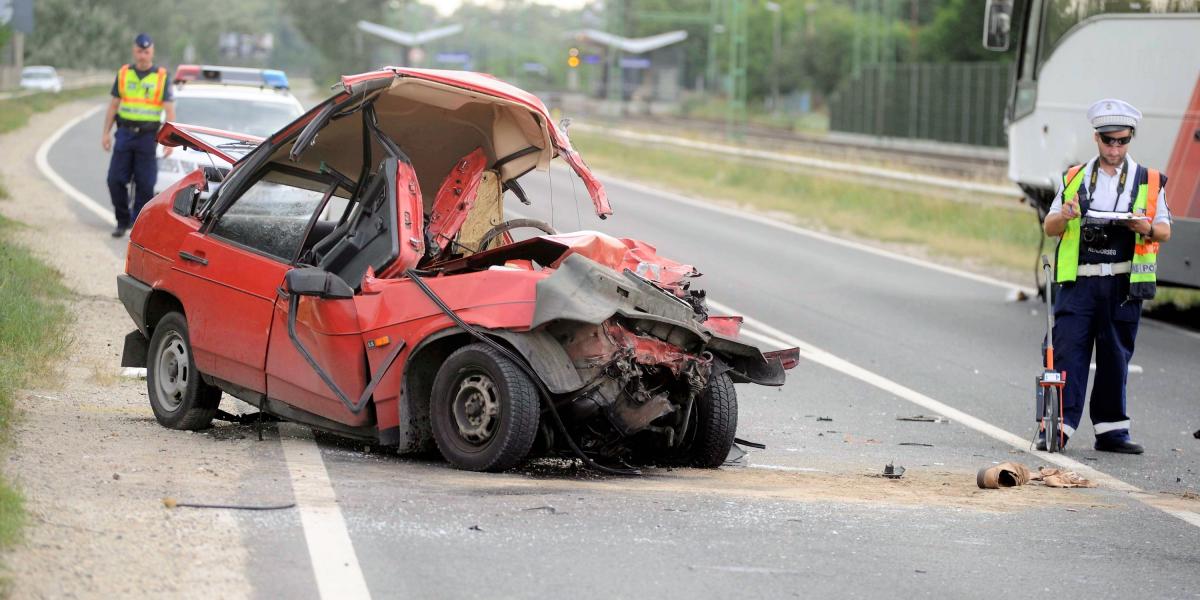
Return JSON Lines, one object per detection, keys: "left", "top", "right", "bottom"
{"left": 424, "top": 0, "right": 589, "bottom": 16}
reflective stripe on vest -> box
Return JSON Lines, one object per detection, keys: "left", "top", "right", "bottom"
{"left": 1053, "top": 165, "right": 1087, "bottom": 282}
{"left": 1054, "top": 163, "right": 1161, "bottom": 299}
{"left": 116, "top": 65, "right": 167, "bottom": 123}
{"left": 1129, "top": 169, "right": 1161, "bottom": 299}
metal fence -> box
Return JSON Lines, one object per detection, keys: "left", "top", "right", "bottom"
{"left": 829, "top": 62, "right": 1014, "bottom": 148}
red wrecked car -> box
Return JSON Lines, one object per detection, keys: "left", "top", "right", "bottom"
{"left": 118, "top": 67, "right": 798, "bottom": 472}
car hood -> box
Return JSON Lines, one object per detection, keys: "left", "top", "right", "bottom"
{"left": 264, "top": 68, "right": 610, "bottom": 218}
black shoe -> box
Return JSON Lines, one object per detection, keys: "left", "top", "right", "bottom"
{"left": 1094, "top": 438, "right": 1144, "bottom": 454}
{"left": 1036, "top": 432, "right": 1069, "bottom": 452}
{"left": 111, "top": 226, "right": 127, "bottom": 238}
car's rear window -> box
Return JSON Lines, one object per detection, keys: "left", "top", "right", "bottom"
{"left": 175, "top": 97, "right": 301, "bottom": 138}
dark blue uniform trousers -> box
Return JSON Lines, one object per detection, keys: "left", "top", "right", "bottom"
{"left": 1052, "top": 275, "right": 1140, "bottom": 441}
{"left": 107, "top": 127, "right": 158, "bottom": 228}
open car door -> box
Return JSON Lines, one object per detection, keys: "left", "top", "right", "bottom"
{"left": 264, "top": 156, "right": 425, "bottom": 426}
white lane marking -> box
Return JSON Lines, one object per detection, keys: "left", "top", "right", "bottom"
{"left": 543, "top": 164, "right": 1034, "bottom": 296}
{"left": 711, "top": 299, "right": 1200, "bottom": 529}
{"left": 278, "top": 424, "right": 372, "bottom": 599}
{"left": 748, "top": 464, "right": 827, "bottom": 474}
{"left": 35, "top": 104, "right": 116, "bottom": 226}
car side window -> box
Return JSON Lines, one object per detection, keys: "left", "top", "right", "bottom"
{"left": 209, "top": 173, "right": 325, "bottom": 262}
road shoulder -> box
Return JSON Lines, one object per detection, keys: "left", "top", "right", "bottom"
{"left": 0, "top": 99, "right": 254, "bottom": 597}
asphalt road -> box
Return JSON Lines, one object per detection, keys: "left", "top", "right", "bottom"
{"left": 49, "top": 107, "right": 1200, "bottom": 599}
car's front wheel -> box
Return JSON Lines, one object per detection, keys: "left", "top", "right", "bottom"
{"left": 147, "top": 311, "right": 220, "bottom": 430}
{"left": 430, "top": 343, "right": 540, "bottom": 472}
{"left": 677, "top": 372, "right": 738, "bottom": 468}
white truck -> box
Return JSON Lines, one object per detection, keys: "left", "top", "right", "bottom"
{"left": 984, "top": 0, "right": 1200, "bottom": 288}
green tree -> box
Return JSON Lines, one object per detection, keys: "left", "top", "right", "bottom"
{"left": 919, "top": 0, "right": 1012, "bottom": 62}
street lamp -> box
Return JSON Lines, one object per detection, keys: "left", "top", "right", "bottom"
{"left": 765, "top": 1, "right": 782, "bottom": 114}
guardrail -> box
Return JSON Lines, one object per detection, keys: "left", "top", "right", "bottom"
{"left": 570, "top": 122, "right": 1023, "bottom": 200}
{"left": 0, "top": 72, "right": 112, "bottom": 101}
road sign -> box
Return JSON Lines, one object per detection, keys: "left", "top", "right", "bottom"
{"left": 619, "top": 57, "right": 651, "bottom": 70}
{"left": 435, "top": 52, "right": 471, "bottom": 65}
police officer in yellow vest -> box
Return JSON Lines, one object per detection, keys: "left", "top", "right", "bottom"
{"left": 101, "top": 33, "right": 176, "bottom": 237}
{"left": 1042, "top": 99, "right": 1172, "bottom": 454}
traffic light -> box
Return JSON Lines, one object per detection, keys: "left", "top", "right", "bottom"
{"left": 567, "top": 47, "right": 580, "bottom": 68}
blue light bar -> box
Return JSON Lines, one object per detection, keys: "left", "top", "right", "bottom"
{"left": 262, "top": 69, "right": 289, "bottom": 90}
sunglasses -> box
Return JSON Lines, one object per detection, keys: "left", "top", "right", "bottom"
{"left": 1099, "top": 133, "right": 1133, "bottom": 146}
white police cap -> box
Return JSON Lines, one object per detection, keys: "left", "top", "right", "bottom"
{"left": 1087, "top": 98, "right": 1141, "bottom": 133}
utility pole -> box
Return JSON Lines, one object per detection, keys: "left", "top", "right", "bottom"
{"left": 707, "top": 0, "right": 720, "bottom": 93}
{"left": 725, "top": 0, "right": 747, "bottom": 138}
{"left": 606, "top": 0, "right": 625, "bottom": 111}
{"left": 766, "top": 2, "right": 781, "bottom": 114}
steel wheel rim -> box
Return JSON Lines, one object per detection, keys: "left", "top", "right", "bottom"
{"left": 155, "top": 332, "right": 190, "bottom": 412}
{"left": 451, "top": 372, "right": 499, "bottom": 446}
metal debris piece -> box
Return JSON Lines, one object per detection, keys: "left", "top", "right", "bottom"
{"left": 899, "top": 442, "right": 934, "bottom": 447}
{"left": 723, "top": 443, "right": 748, "bottom": 468}
{"left": 469, "top": 524, "right": 483, "bottom": 532}
{"left": 897, "top": 415, "right": 948, "bottom": 423}
{"left": 523, "top": 506, "right": 559, "bottom": 514}
{"left": 817, "top": 416, "right": 833, "bottom": 422}
{"left": 882, "top": 463, "right": 906, "bottom": 479}
{"left": 1194, "top": 429, "right": 1199, "bottom": 439}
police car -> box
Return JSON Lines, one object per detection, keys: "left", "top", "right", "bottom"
{"left": 155, "top": 65, "right": 305, "bottom": 194}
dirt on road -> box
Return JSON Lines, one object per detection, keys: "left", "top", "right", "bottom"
{"left": 0, "top": 100, "right": 255, "bottom": 598}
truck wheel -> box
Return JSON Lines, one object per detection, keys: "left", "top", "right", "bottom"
{"left": 679, "top": 372, "right": 738, "bottom": 468}
{"left": 430, "top": 343, "right": 540, "bottom": 472}
{"left": 146, "top": 311, "right": 220, "bottom": 430}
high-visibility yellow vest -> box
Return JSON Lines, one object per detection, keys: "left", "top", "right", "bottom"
{"left": 116, "top": 64, "right": 167, "bottom": 123}
{"left": 1054, "top": 162, "right": 1162, "bottom": 299}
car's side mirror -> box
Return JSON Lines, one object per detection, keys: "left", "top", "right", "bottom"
{"left": 284, "top": 267, "right": 354, "bottom": 299}
{"left": 982, "top": 0, "right": 1013, "bottom": 52}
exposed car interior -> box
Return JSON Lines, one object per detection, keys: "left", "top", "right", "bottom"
{"left": 206, "top": 75, "right": 565, "bottom": 284}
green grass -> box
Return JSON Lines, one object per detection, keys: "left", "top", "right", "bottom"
{"left": 0, "top": 85, "right": 109, "bottom": 135}
{"left": 0, "top": 210, "right": 73, "bottom": 547}
{"left": 569, "top": 130, "right": 1046, "bottom": 274}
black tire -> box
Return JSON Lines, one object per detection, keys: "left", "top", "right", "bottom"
{"left": 679, "top": 372, "right": 738, "bottom": 468}
{"left": 146, "top": 311, "right": 221, "bottom": 430}
{"left": 1047, "top": 387, "right": 1062, "bottom": 453}
{"left": 429, "top": 343, "right": 540, "bottom": 472}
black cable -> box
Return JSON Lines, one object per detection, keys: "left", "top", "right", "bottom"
{"left": 167, "top": 501, "right": 296, "bottom": 511}
{"left": 404, "top": 268, "right": 639, "bottom": 476}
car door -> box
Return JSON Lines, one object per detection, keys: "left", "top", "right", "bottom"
{"left": 264, "top": 156, "right": 425, "bottom": 426}
{"left": 173, "top": 168, "right": 327, "bottom": 394}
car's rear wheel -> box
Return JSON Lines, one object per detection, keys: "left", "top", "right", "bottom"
{"left": 677, "top": 372, "right": 738, "bottom": 468}
{"left": 147, "top": 311, "right": 220, "bottom": 430}
{"left": 430, "top": 343, "right": 540, "bottom": 472}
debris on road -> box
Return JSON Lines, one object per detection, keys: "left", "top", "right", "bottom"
{"left": 161, "top": 497, "right": 296, "bottom": 510}
{"left": 468, "top": 525, "right": 483, "bottom": 532}
{"left": 118, "top": 367, "right": 146, "bottom": 379}
{"left": 816, "top": 416, "right": 834, "bottom": 422}
{"left": 1193, "top": 429, "right": 1199, "bottom": 439}
{"left": 897, "top": 414, "right": 948, "bottom": 423}
{"left": 899, "top": 442, "right": 934, "bottom": 447}
{"left": 882, "top": 463, "right": 905, "bottom": 479}
{"left": 977, "top": 462, "right": 1096, "bottom": 489}
{"left": 522, "top": 506, "right": 559, "bottom": 514}
{"left": 977, "top": 462, "right": 1031, "bottom": 488}
{"left": 1038, "top": 467, "right": 1096, "bottom": 488}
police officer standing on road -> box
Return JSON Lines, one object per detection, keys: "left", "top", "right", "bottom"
{"left": 101, "top": 33, "right": 175, "bottom": 237}
{"left": 1042, "top": 99, "right": 1172, "bottom": 454}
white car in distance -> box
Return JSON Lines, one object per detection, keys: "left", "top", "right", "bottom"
{"left": 156, "top": 65, "right": 305, "bottom": 195}
{"left": 20, "top": 66, "right": 63, "bottom": 93}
